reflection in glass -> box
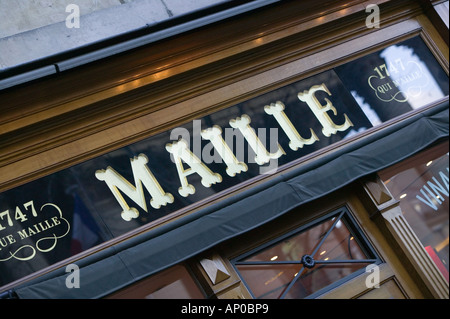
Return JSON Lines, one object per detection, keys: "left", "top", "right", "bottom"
{"left": 236, "top": 264, "right": 302, "bottom": 299}
{"left": 233, "top": 209, "right": 379, "bottom": 299}
{"left": 380, "top": 44, "right": 445, "bottom": 109}
{"left": 336, "top": 36, "right": 449, "bottom": 124}
{"left": 380, "top": 142, "right": 449, "bottom": 282}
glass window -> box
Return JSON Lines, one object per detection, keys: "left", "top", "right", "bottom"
{"left": 106, "top": 264, "right": 205, "bottom": 299}
{"left": 335, "top": 36, "right": 449, "bottom": 123}
{"left": 380, "top": 141, "right": 449, "bottom": 282}
{"left": 232, "top": 208, "right": 380, "bottom": 299}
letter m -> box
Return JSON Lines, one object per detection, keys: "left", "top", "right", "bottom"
{"left": 95, "top": 154, "right": 174, "bottom": 221}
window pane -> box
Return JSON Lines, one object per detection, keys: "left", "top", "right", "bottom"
{"left": 286, "top": 263, "right": 372, "bottom": 299}
{"left": 335, "top": 36, "right": 449, "bottom": 123}
{"left": 380, "top": 142, "right": 449, "bottom": 282}
{"left": 235, "top": 264, "right": 301, "bottom": 299}
{"left": 313, "top": 218, "right": 368, "bottom": 262}
{"left": 245, "top": 217, "right": 337, "bottom": 263}
{"left": 233, "top": 210, "right": 378, "bottom": 299}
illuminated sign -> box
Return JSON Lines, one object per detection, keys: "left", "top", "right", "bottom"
{"left": 94, "top": 82, "right": 354, "bottom": 222}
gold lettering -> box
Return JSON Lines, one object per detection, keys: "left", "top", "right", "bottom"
{"left": 0, "top": 210, "right": 12, "bottom": 231}
{"left": 298, "top": 83, "right": 353, "bottom": 137}
{"left": 0, "top": 235, "right": 16, "bottom": 248}
{"left": 95, "top": 154, "right": 174, "bottom": 221}
{"left": 264, "top": 101, "right": 319, "bottom": 151}
{"left": 229, "top": 114, "right": 284, "bottom": 165}
{"left": 28, "top": 226, "right": 37, "bottom": 236}
{"left": 166, "top": 139, "right": 222, "bottom": 197}
{"left": 37, "top": 222, "right": 48, "bottom": 232}
{"left": 201, "top": 125, "right": 248, "bottom": 177}
{"left": 17, "top": 229, "right": 29, "bottom": 240}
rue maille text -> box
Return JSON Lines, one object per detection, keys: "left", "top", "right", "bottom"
{"left": 0, "top": 201, "right": 61, "bottom": 251}
{"left": 95, "top": 83, "right": 354, "bottom": 221}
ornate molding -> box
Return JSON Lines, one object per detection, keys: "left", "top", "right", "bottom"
{"left": 381, "top": 207, "right": 449, "bottom": 299}
{"left": 361, "top": 174, "right": 399, "bottom": 218}
{"left": 195, "top": 251, "right": 250, "bottom": 299}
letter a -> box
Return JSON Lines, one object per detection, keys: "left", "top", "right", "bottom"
{"left": 66, "top": 264, "right": 80, "bottom": 289}
{"left": 66, "top": 4, "right": 80, "bottom": 29}
{"left": 365, "top": 264, "right": 380, "bottom": 289}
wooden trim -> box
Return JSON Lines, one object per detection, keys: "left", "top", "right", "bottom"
{"left": 0, "top": 1, "right": 433, "bottom": 193}
{"left": 0, "top": 19, "right": 441, "bottom": 194}
{"left": 418, "top": 0, "right": 449, "bottom": 45}
{"left": 417, "top": 14, "right": 450, "bottom": 72}
{"left": 382, "top": 207, "right": 449, "bottom": 298}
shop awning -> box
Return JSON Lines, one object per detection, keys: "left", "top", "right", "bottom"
{"left": 13, "top": 101, "right": 449, "bottom": 299}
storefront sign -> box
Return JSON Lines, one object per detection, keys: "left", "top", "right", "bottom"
{"left": 0, "top": 36, "right": 447, "bottom": 286}
{"left": 94, "top": 82, "right": 354, "bottom": 222}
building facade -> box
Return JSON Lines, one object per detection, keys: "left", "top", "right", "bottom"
{"left": 0, "top": 0, "right": 448, "bottom": 299}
